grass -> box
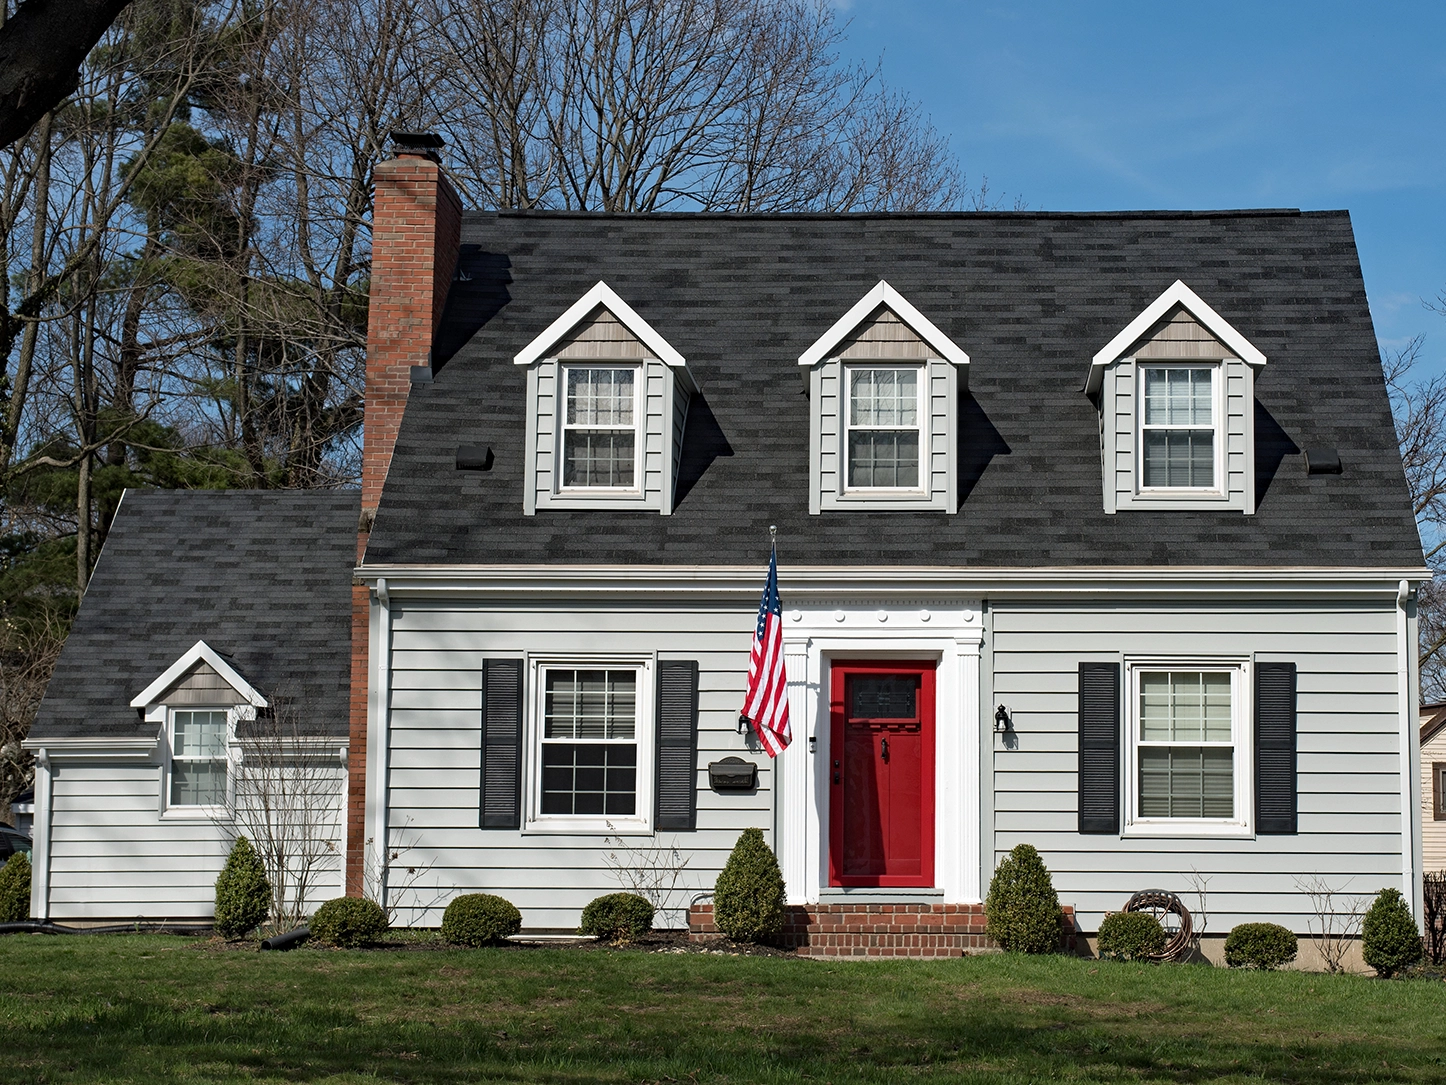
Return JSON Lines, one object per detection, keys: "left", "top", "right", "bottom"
{"left": 3, "top": 935, "right": 1446, "bottom": 1084}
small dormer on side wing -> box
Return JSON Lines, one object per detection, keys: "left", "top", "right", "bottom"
{"left": 799, "top": 281, "right": 969, "bottom": 515}
{"left": 516, "top": 282, "right": 696, "bottom": 516}
{"left": 1086, "top": 280, "right": 1267, "bottom": 515}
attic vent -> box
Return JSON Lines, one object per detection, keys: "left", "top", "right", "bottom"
{"left": 456, "top": 445, "right": 494, "bottom": 471}
{"left": 410, "top": 366, "right": 433, "bottom": 384}
{"left": 1304, "top": 448, "right": 1342, "bottom": 475}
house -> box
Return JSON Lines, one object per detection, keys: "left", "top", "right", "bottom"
{"left": 24, "top": 133, "right": 1430, "bottom": 957}
{"left": 1423, "top": 703, "right": 1446, "bottom": 873}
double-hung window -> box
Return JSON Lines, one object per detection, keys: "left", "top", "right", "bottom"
{"left": 1126, "top": 663, "right": 1249, "bottom": 834}
{"left": 1140, "top": 366, "right": 1218, "bottom": 491}
{"left": 536, "top": 666, "right": 644, "bottom": 827}
{"left": 168, "top": 708, "right": 228, "bottom": 810}
{"left": 561, "top": 366, "right": 638, "bottom": 489}
{"left": 846, "top": 366, "right": 923, "bottom": 490}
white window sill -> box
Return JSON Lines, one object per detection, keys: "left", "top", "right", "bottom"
{"left": 161, "top": 806, "right": 231, "bottom": 822}
{"left": 1134, "top": 489, "right": 1227, "bottom": 500}
{"left": 1121, "top": 822, "right": 1252, "bottom": 840}
{"left": 523, "top": 819, "right": 653, "bottom": 836}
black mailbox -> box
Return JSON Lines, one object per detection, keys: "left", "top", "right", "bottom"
{"left": 708, "top": 756, "right": 757, "bottom": 791}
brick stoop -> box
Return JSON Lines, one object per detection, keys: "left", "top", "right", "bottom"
{"left": 689, "top": 902, "right": 1077, "bottom": 958}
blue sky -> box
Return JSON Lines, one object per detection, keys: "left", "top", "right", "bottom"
{"left": 840, "top": 1, "right": 1446, "bottom": 375}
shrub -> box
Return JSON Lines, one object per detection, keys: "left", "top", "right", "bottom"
{"left": 1097, "top": 911, "right": 1166, "bottom": 962}
{"left": 213, "top": 836, "right": 270, "bottom": 939}
{"left": 1224, "top": 922, "right": 1298, "bottom": 970}
{"left": 310, "top": 896, "right": 389, "bottom": 948}
{"left": 1362, "top": 887, "right": 1422, "bottom": 977}
{"left": 579, "top": 892, "right": 654, "bottom": 944}
{"left": 984, "top": 844, "right": 1061, "bottom": 954}
{"left": 442, "top": 893, "right": 522, "bottom": 947}
{"left": 713, "top": 828, "right": 786, "bottom": 943}
{"left": 0, "top": 851, "right": 31, "bottom": 922}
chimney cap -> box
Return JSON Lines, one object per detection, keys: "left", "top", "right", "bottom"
{"left": 390, "top": 131, "right": 446, "bottom": 157}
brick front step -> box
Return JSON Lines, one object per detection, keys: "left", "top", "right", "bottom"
{"left": 689, "top": 902, "right": 1077, "bottom": 959}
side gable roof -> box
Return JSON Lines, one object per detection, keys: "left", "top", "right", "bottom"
{"left": 31, "top": 489, "right": 359, "bottom": 739}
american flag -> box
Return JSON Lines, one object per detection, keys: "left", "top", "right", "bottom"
{"left": 740, "top": 546, "right": 791, "bottom": 756}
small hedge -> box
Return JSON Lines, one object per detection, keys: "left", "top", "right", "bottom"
{"left": 310, "top": 896, "right": 389, "bottom": 948}
{"left": 1097, "top": 911, "right": 1166, "bottom": 962}
{"left": 579, "top": 892, "right": 654, "bottom": 944}
{"left": 984, "top": 844, "right": 1061, "bottom": 954}
{"left": 0, "top": 851, "right": 31, "bottom": 922}
{"left": 442, "top": 893, "right": 522, "bottom": 947}
{"left": 713, "top": 828, "right": 786, "bottom": 943}
{"left": 213, "top": 836, "right": 270, "bottom": 939}
{"left": 1362, "top": 886, "right": 1423, "bottom": 977}
{"left": 1224, "top": 922, "right": 1297, "bottom": 970}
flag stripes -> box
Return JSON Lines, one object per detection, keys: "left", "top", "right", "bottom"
{"left": 741, "top": 546, "right": 791, "bottom": 756}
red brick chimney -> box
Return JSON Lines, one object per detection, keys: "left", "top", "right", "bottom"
{"left": 348, "top": 132, "right": 462, "bottom": 892}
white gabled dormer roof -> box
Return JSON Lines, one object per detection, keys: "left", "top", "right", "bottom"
{"left": 129, "top": 639, "right": 268, "bottom": 709}
{"left": 513, "top": 280, "right": 686, "bottom": 369}
{"left": 1085, "top": 279, "right": 1267, "bottom": 396}
{"left": 797, "top": 280, "right": 970, "bottom": 370}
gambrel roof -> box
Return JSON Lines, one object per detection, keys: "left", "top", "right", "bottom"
{"left": 367, "top": 209, "right": 1423, "bottom": 568}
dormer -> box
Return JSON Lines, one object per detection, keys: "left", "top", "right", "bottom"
{"left": 516, "top": 282, "right": 696, "bottom": 515}
{"left": 1086, "top": 280, "right": 1267, "bottom": 515}
{"left": 799, "top": 281, "right": 969, "bottom": 514}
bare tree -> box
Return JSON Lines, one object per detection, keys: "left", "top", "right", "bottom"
{"left": 1295, "top": 874, "right": 1367, "bottom": 974}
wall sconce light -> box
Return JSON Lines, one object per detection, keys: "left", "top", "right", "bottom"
{"left": 994, "top": 704, "right": 1014, "bottom": 735}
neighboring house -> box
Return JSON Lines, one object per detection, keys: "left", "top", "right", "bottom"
{"left": 24, "top": 134, "right": 1432, "bottom": 956}
{"left": 1423, "top": 703, "right": 1446, "bottom": 873}
{"left": 23, "top": 490, "right": 356, "bottom": 921}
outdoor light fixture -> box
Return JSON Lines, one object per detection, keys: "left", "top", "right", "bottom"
{"left": 994, "top": 704, "right": 1014, "bottom": 735}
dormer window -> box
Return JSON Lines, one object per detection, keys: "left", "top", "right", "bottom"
{"left": 1087, "top": 280, "right": 1266, "bottom": 515}
{"left": 517, "top": 282, "right": 695, "bottom": 515}
{"left": 800, "top": 281, "right": 969, "bottom": 514}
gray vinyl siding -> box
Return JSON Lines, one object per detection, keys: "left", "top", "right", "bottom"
{"left": 989, "top": 600, "right": 1404, "bottom": 932}
{"left": 383, "top": 600, "right": 767, "bottom": 929}
{"left": 43, "top": 759, "right": 343, "bottom": 919}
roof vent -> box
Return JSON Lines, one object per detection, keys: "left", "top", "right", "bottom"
{"left": 456, "top": 445, "right": 494, "bottom": 471}
{"left": 410, "top": 365, "right": 432, "bottom": 385}
{"left": 1304, "top": 448, "right": 1342, "bottom": 475}
{"left": 390, "top": 131, "right": 445, "bottom": 160}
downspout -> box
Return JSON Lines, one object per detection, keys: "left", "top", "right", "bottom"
{"left": 366, "top": 578, "right": 393, "bottom": 906}
{"left": 1397, "top": 579, "right": 1420, "bottom": 925}
{"left": 30, "top": 749, "right": 51, "bottom": 921}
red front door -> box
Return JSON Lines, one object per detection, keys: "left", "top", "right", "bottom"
{"left": 828, "top": 661, "right": 936, "bottom": 887}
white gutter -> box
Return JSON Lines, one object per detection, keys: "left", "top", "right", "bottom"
{"left": 30, "top": 749, "right": 51, "bottom": 921}
{"left": 1398, "top": 579, "right": 1421, "bottom": 926}
{"left": 365, "top": 578, "right": 393, "bottom": 907}
{"left": 21, "top": 735, "right": 157, "bottom": 759}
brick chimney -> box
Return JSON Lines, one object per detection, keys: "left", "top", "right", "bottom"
{"left": 348, "top": 131, "right": 462, "bottom": 892}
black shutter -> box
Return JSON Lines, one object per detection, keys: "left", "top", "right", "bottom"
{"left": 1255, "top": 662, "right": 1297, "bottom": 834}
{"left": 480, "top": 658, "right": 523, "bottom": 829}
{"left": 1078, "top": 662, "right": 1121, "bottom": 834}
{"left": 655, "top": 660, "right": 699, "bottom": 831}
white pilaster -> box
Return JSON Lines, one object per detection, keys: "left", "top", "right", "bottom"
{"left": 780, "top": 639, "right": 811, "bottom": 904}
{"left": 30, "top": 749, "right": 51, "bottom": 920}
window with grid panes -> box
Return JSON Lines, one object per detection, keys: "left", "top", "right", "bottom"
{"left": 1137, "top": 671, "right": 1234, "bottom": 819}
{"left": 561, "top": 366, "right": 637, "bottom": 488}
{"left": 170, "top": 709, "right": 228, "bottom": 807}
{"left": 540, "top": 669, "right": 638, "bottom": 816}
{"left": 846, "top": 366, "right": 922, "bottom": 489}
{"left": 1141, "top": 366, "right": 1216, "bottom": 489}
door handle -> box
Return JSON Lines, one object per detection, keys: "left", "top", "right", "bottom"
{"left": 833, "top": 759, "right": 840, "bottom": 785}
{"left": 880, "top": 737, "right": 889, "bottom": 761}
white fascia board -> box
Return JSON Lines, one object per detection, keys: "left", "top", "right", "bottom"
{"left": 797, "top": 281, "right": 970, "bottom": 369}
{"left": 129, "top": 639, "right": 268, "bottom": 709}
{"left": 513, "top": 280, "right": 686, "bottom": 369}
{"left": 22, "top": 735, "right": 158, "bottom": 759}
{"left": 1085, "top": 279, "right": 1267, "bottom": 396}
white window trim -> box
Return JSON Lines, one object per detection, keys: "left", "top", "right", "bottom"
{"left": 161, "top": 704, "right": 237, "bottom": 821}
{"left": 840, "top": 362, "right": 929, "bottom": 499}
{"left": 1122, "top": 657, "right": 1253, "bottom": 838}
{"left": 554, "top": 360, "right": 645, "bottom": 498}
{"left": 523, "top": 654, "right": 655, "bottom": 835}
{"left": 1134, "top": 361, "right": 1227, "bottom": 500}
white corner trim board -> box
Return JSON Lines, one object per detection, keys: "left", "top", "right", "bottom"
{"left": 365, "top": 577, "right": 395, "bottom": 903}
{"left": 129, "top": 639, "right": 268, "bottom": 709}
{"left": 513, "top": 280, "right": 687, "bottom": 369}
{"left": 1397, "top": 578, "right": 1421, "bottom": 924}
{"left": 30, "top": 748, "right": 51, "bottom": 920}
{"left": 797, "top": 280, "right": 970, "bottom": 370}
{"left": 1085, "top": 279, "right": 1267, "bottom": 396}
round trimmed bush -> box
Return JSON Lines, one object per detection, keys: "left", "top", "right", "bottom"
{"left": 442, "top": 893, "right": 522, "bottom": 946}
{"left": 1097, "top": 911, "right": 1166, "bottom": 962}
{"left": 1362, "top": 887, "right": 1422, "bottom": 977}
{"left": 0, "top": 851, "right": 31, "bottom": 922}
{"left": 1224, "top": 922, "right": 1297, "bottom": 970}
{"left": 310, "top": 896, "right": 388, "bottom": 948}
{"left": 579, "top": 892, "right": 654, "bottom": 944}
{"left": 213, "top": 835, "right": 270, "bottom": 939}
{"left": 985, "top": 844, "right": 1062, "bottom": 954}
{"left": 713, "top": 827, "right": 786, "bottom": 943}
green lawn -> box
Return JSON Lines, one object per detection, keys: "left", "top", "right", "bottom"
{"left": 3, "top": 935, "right": 1446, "bottom": 1084}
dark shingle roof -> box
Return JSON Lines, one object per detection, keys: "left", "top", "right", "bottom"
{"left": 31, "top": 489, "right": 359, "bottom": 739}
{"left": 366, "top": 210, "right": 1424, "bottom": 568}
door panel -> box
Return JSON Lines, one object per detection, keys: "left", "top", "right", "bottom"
{"left": 829, "top": 661, "right": 936, "bottom": 887}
